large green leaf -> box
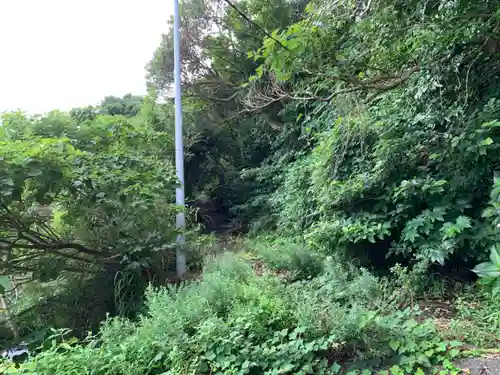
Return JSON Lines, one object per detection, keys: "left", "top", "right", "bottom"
{"left": 472, "top": 262, "right": 500, "bottom": 278}
{"left": 490, "top": 246, "right": 500, "bottom": 267}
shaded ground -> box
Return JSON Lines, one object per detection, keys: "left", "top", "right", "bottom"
{"left": 456, "top": 355, "right": 500, "bottom": 375}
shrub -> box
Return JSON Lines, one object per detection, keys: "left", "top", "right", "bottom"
{"left": 10, "top": 254, "right": 462, "bottom": 375}
{"left": 3, "top": 271, "right": 118, "bottom": 347}
{"left": 249, "top": 236, "right": 324, "bottom": 280}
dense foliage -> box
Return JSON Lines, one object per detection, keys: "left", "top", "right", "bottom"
{"left": 1, "top": 254, "right": 468, "bottom": 375}
{"left": 146, "top": 0, "right": 500, "bottom": 272}
{"left": 0, "top": 97, "right": 190, "bottom": 341}
{"left": 2, "top": 0, "right": 500, "bottom": 373}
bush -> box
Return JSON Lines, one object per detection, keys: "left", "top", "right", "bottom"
{"left": 249, "top": 236, "right": 324, "bottom": 280}
{"left": 1, "top": 271, "right": 117, "bottom": 348}
{"left": 12, "top": 254, "right": 463, "bottom": 375}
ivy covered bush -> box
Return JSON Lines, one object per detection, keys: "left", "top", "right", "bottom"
{"left": 142, "top": 0, "right": 500, "bottom": 274}
{"left": 226, "top": 0, "right": 500, "bottom": 273}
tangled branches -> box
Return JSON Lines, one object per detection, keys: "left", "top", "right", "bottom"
{"left": 239, "top": 64, "right": 421, "bottom": 115}
{"left": 0, "top": 203, "right": 116, "bottom": 278}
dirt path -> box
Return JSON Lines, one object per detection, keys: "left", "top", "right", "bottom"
{"left": 455, "top": 354, "right": 500, "bottom": 374}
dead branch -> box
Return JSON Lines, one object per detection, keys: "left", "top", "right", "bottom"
{"left": 240, "top": 65, "right": 421, "bottom": 112}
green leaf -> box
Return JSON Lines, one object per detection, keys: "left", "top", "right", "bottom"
{"left": 481, "top": 207, "right": 496, "bottom": 218}
{"left": 205, "top": 351, "right": 216, "bottom": 361}
{"left": 256, "top": 65, "right": 264, "bottom": 78}
{"left": 472, "top": 262, "right": 500, "bottom": 278}
{"left": 389, "top": 340, "right": 400, "bottom": 351}
{"left": 403, "top": 229, "right": 420, "bottom": 243}
{"left": 280, "top": 363, "right": 294, "bottom": 372}
{"left": 437, "top": 342, "right": 447, "bottom": 352}
{"left": 482, "top": 120, "right": 500, "bottom": 128}
{"left": 59, "top": 342, "right": 72, "bottom": 350}
{"left": 424, "top": 349, "right": 435, "bottom": 357}
{"left": 490, "top": 246, "right": 500, "bottom": 266}
{"left": 330, "top": 363, "right": 341, "bottom": 373}
{"left": 480, "top": 137, "right": 494, "bottom": 146}
{"left": 430, "top": 207, "right": 446, "bottom": 221}
{"left": 447, "top": 340, "right": 463, "bottom": 348}
{"left": 428, "top": 248, "right": 446, "bottom": 265}
{"left": 305, "top": 341, "right": 316, "bottom": 351}
{"left": 27, "top": 168, "right": 42, "bottom": 177}
{"left": 455, "top": 216, "right": 472, "bottom": 230}
{"left": 442, "top": 359, "right": 453, "bottom": 370}
{"left": 492, "top": 278, "right": 500, "bottom": 296}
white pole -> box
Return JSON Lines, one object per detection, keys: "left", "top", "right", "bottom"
{"left": 173, "top": 0, "right": 186, "bottom": 277}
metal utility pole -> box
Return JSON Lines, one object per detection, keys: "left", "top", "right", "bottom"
{"left": 173, "top": 0, "right": 187, "bottom": 277}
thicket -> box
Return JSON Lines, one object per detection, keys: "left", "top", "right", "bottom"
{"left": 0, "top": 254, "right": 470, "bottom": 375}
{"left": 0, "top": 97, "right": 209, "bottom": 344}
{"left": 2, "top": 0, "right": 500, "bottom": 373}
{"left": 146, "top": 0, "right": 500, "bottom": 275}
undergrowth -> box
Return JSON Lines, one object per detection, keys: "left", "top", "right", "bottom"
{"left": 247, "top": 235, "right": 324, "bottom": 280}
{"left": 449, "top": 289, "right": 500, "bottom": 349}
{"left": 2, "top": 253, "right": 470, "bottom": 375}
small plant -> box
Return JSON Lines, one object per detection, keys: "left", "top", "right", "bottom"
{"left": 473, "top": 245, "right": 500, "bottom": 296}
{"left": 449, "top": 287, "right": 500, "bottom": 348}
{"left": 7, "top": 253, "right": 466, "bottom": 375}
{"left": 249, "top": 236, "right": 324, "bottom": 280}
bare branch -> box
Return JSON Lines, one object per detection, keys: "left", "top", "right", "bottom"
{"left": 240, "top": 64, "right": 422, "bottom": 112}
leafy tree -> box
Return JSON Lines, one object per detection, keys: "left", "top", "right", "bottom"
{"left": 0, "top": 110, "right": 178, "bottom": 285}
{"left": 146, "top": 0, "right": 309, "bottom": 230}
{"left": 99, "top": 94, "right": 144, "bottom": 117}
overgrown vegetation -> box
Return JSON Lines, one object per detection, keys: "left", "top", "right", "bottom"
{"left": 0, "top": 255, "right": 469, "bottom": 375}
{"left": 2, "top": 0, "right": 500, "bottom": 373}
